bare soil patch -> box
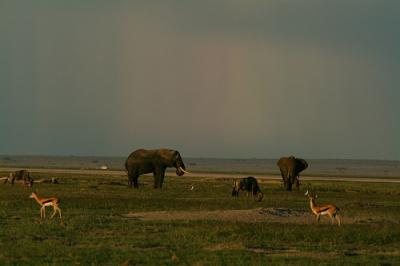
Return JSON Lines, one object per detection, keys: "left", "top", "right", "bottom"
{"left": 123, "top": 208, "right": 315, "bottom": 224}
{"left": 204, "top": 242, "right": 340, "bottom": 258}
{"left": 122, "top": 208, "right": 364, "bottom": 224}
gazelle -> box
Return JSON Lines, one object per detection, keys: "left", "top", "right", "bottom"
{"left": 30, "top": 192, "right": 62, "bottom": 219}
{"left": 305, "top": 190, "right": 340, "bottom": 226}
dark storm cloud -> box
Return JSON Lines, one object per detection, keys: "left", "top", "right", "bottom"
{"left": 0, "top": 1, "right": 399, "bottom": 159}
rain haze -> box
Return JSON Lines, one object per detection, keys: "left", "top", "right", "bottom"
{"left": 1, "top": 1, "right": 399, "bottom": 160}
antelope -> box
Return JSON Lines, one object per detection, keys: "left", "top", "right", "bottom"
{"left": 29, "top": 192, "right": 62, "bottom": 219}
{"left": 305, "top": 190, "right": 340, "bottom": 226}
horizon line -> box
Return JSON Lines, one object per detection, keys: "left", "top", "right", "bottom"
{"left": 0, "top": 154, "right": 399, "bottom": 162}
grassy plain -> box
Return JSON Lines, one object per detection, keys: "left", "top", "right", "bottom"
{"left": 0, "top": 171, "right": 399, "bottom": 265}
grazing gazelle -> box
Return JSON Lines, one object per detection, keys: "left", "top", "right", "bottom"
{"left": 30, "top": 192, "right": 62, "bottom": 219}
{"left": 305, "top": 190, "right": 340, "bottom": 226}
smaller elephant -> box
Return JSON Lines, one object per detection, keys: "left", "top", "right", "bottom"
{"left": 125, "top": 148, "right": 189, "bottom": 189}
{"left": 277, "top": 156, "right": 308, "bottom": 191}
{"left": 232, "top": 176, "right": 264, "bottom": 202}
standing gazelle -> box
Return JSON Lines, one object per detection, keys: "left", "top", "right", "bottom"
{"left": 305, "top": 190, "right": 340, "bottom": 226}
{"left": 30, "top": 192, "right": 62, "bottom": 219}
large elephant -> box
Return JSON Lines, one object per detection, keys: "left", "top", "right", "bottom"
{"left": 125, "top": 148, "right": 189, "bottom": 189}
{"left": 277, "top": 156, "right": 308, "bottom": 191}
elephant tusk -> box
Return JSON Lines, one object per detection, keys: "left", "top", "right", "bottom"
{"left": 179, "top": 167, "right": 191, "bottom": 174}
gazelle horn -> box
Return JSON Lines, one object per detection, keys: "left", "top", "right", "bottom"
{"left": 179, "top": 166, "right": 191, "bottom": 174}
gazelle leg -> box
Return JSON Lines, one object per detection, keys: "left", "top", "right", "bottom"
{"left": 51, "top": 207, "right": 57, "bottom": 218}
{"left": 315, "top": 214, "right": 320, "bottom": 224}
{"left": 329, "top": 214, "right": 334, "bottom": 224}
{"left": 40, "top": 207, "right": 45, "bottom": 219}
{"left": 53, "top": 206, "right": 61, "bottom": 218}
{"left": 336, "top": 215, "right": 341, "bottom": 226}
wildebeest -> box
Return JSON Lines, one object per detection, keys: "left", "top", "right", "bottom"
{"left": 232, "top": 176, "right": 264, "bottom": 202}
{"left": 3, "top": 170, "right": 34, "bottom": 187}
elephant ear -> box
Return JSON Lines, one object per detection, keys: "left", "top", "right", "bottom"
{"left": 172, "top": 150, "right": 180, "bottom": 160}
{"left": 171, "top": 150, "right": 183, "bottom": 165}
{"left": 296, "top": 159, "right": 308, "bottom": 172}
{"left": 277, "top": 157, "right": 285, "bottom": 167}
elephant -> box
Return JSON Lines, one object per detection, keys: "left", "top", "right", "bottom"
{"left": 125, "top": 148, "right": 189, "bottom": 189}
{"left": 277, "top": 156, "right": 308, "bottom": 191}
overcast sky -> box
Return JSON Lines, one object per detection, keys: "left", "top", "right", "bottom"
{"left": 1, "top": 1, "right": 399, "bottom": 160}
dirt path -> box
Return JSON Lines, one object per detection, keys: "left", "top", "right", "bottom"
{"left": 121, "top": 207, "right": 360, "bottom": 224}
{"left": 1, "top": 167, "right": 400, "bottom": 183}
{"left": 122, "top": 208, "right": 312, "bottom": 223}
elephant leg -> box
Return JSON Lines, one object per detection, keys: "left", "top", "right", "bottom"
{"left": 127, "top": 170, "right": 133, "bottom": 188}
{"left": 158, "top": 170, "right": 166, "bottom": 188}
{"left": 158, "top": 173, "right": 165, "bottom": 188}
{"left": 153, "top": 167, "right": 166, "bottom": 189}
{"left": 127, "top": 174, "right": 133, "bottom": 188}
{"left": 279, "top": 169, "right": 287, "bottom": 188}
{"left": 286, "top": 178, "right": 292, "bottom": 191}
{"left": 127, "top": 170, "right": 139, "bottom": 188}
{"left": 132, "top": 175, "right": 139, "bottom": 188}
{"left": 294, "top": 176, "right": 300, "bottom": 191}
{"left": 153, "top": 172, "right": 159, "bottom": 188}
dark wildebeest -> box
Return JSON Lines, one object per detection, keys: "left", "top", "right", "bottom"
{"left": 3, "top": 170, "right": 34, "bottom": 187}
{"left": 232, "top": 176, "right": 264, "bottom": 202}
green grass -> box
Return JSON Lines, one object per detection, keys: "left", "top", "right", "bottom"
{"left": 0, "top": 172, "right": 399, "bottom": 265}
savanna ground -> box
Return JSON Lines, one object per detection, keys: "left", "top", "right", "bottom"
{"left": 0, "top": 169, "right": 399, "bottom": 265}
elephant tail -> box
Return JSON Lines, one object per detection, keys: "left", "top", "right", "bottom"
{"left": 124, "top": 160, "right": 130, "bottom": 175}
